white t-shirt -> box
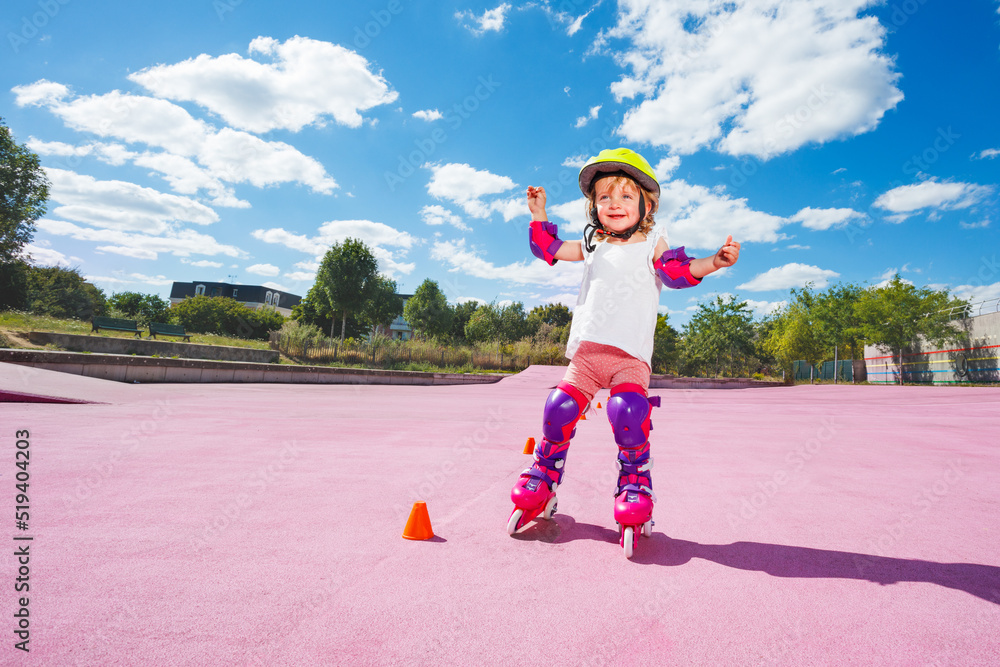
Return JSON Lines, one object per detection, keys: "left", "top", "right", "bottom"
{"left": 565, "top": 227, "right": 666, "bottom": 366}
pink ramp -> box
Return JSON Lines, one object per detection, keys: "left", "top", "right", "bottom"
{"left": 1, "top": 364, "right": 998, "bottom": 665}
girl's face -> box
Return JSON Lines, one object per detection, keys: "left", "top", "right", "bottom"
{"left": 593, "top": 178, "right": 642, "bottom": 233}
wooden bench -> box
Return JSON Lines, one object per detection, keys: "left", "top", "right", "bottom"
{"left": 148, "top": 322, "right": 190, "bottom": 342}
{"left": 92, "top": 316, "right": 141, "bottom": 337}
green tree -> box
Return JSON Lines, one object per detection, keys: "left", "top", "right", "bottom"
{"left": 361, "top": 274, "right": 402, "bottom": 337}
{"left": 763, "top": 300, "right": 826, "bottom": 380}
{"left": 27, "top": 266, "right": 106, "bottom": 320}
{"left": 315, "top": 238, "right": 379, "bottom": 341}
{"left": 527, "top": 303, "right": 572, "bottom": 328}
{"left": 0, "top": 258, "right": 30, "bottom": 311}
{"left": 450, "top": 300, "right": 481, "bottom": 342}
{"left": 682, "top": 295, "right": 755, "bottom": 377}
{"left": 292, "top": 287, "right": 365, "bottom": 340}
{"left": 108, "top": 291, "right": 171, "bottom": 326}
{"left": 651, "top": 313, "right": 679, "bottom": 374}
{"left": 854, "top": 275, "right": 966, "bottom": 384}
{"left": 1, "top": 117, "right": 49, "bottom": 263}
{"left": 465, "top": 301, "right": 530, "bottom": 345}
{"left": 403, "top": 279, "right": 453, "bottom": 339}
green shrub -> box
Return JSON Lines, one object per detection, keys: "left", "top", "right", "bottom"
{"left": 170, "top": 295, "right": 283, "bottom": 340}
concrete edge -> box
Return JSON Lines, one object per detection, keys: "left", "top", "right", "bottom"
{"left": 0, "top": 348, "right": 503, "bottom": 386}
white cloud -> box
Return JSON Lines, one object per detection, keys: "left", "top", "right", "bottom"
{"left": 959, "top": 218, "right": 991, "bottom": 230}
{"left": 562, "top": 154, "right": 588, "bottom": 169}
{"left": 132, "top": 151, "right": 248, "bottom": 208}
{"left": 87, "top": 273, "right": 174, "bottom": 287}
{"left": 566, "top": 9, "right": 594, "bottom": 36}
{"left": 14, "top": 80, "right": 339, "bottom": 197}
{"left": 247, "top": 263, "right": 280, "bottom": 276}
{"left": 203, "top": 128, "right": 337, "bottom": 194}
{"left": 10, "top": 79, "right": 70, "bottom": 106}
{"left": 412, "top": 109, "right": 443, "bottom": 121}
{"left": 251, "top": 228, "right": 319, "bottom": 254}
{"left": 182, "top": 259, "right": 224, "bottom": 268}
{"left": 22, "top": 242, "right": 72, "bottom": 267}
{"left": 129, "top": 36, "right": 398, "bottom": 133}
{"left": 426, "top": 162, "right": 517, "bottom": 218}
{"left": 315, "top": 220, "right": 417, "bottom": 250}
{"left": 420, "top": 204, "right": 470, "bottom": 232}
{"left": 457, "top": 4, "right": 512, "bottom": 35}
{"left": 657, "top": 179, "right": 789, "bottom": 250}
{"left": 574, "top": 105, "right": 601, "bottom": 128}
{"left": 605, "top": 1, "right": 903, "bottom": 158}
{"left": 548, "top": 198, "right": 588, "bottom": 233}
{"left": 431, "top": 238, "right": 583, "bottom": 289}
{"left": 43, "top": 168, "right": 219, "bottom": 234}
{"left": 974, "top": 148, "right": 999, "bottom": 159}
{"left": 745, "top": 299, "right": 788, "bottom": 318}
{"left": 791, "top": 206, "right": 866, "bottom": 230}
{"left": 654, "top": 156, "right": 681, "bottom": 179}
{"left": 38, "top": 219, "right": 245, "bottom": 260}
{"left": 252, "top": 220, "right": 418, "bottom": 279}
{"left": 737, "top": 263, "right": 840, "bottom": 291}
{"left": 952, "top": 281, "right": 1000, "bottom": 306}
{"left": 873, "top": 179, "right": 993, "bottom": 221}
{"left": 489, "top": 196, "right": 527, "bottom": 222}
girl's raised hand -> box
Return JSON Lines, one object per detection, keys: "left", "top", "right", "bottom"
{"left": 713, "top": 235, "right": 741, "bottom": 268}
{"left": 526, "top": 186, "right": 547, "bottom": 220}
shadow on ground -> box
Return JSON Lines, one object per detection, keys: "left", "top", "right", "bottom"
{"left": 512, "top": 515, "right": 1000, "bottom": 604}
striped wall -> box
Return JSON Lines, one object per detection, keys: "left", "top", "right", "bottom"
{"left": 864, "top": 311, "right": 1000, "bottom": 385}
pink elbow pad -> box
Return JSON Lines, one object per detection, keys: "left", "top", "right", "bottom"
{"left": 529, "top": 220, "right": 564, "bottom": 266}
{"left": 653, "top": 246, "right": 702, "bottom": 289}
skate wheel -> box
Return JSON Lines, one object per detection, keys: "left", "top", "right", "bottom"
{"left": 642, "top": 520, "right": 652, "bottom": 538}
{"left": 623, "top": 526, "right": 635, "bottom": 559}
{"left": 507, "top": 508, "right": 524, "bottom": 536}
{"left": 542, "top": 495, "right": 558, "bottom": 520}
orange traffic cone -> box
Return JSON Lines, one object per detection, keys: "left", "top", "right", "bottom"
{"left": 596, "top": 402, "right": 602, "bottom": 409}
{"left": 523, "top": 437, "right": 535, "bottom": 454}
{"left": 580, "top": 411, "right": 587, "bottom": 420}
{"left": 402, "top": 501, "right": 435, "bottom": 540}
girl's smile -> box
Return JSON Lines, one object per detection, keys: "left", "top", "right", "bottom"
{"left": 594, "top": 179, "right": 642, "bottom": 234}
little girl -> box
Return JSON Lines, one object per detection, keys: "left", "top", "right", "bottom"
{"left": 507, "top": 148, "right": 740, "bottom": 558}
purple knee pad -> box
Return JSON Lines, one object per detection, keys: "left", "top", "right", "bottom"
{"left": 606, "top": 386, "right": 659, "bottom": 448}
{"left": 541, "top": 382, "right": 586, "bottom": 444}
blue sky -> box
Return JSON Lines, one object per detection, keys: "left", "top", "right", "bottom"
{"left": 3, "top": 0, "right": 999, "bottom": 327}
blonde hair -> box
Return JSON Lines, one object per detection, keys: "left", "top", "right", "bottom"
{"left": 585, "top": 174, "right": 659, "bottom": 242}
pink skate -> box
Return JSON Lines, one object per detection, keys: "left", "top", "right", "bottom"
{"left": 507, "top": 383, "right": 585, "bottom": 536}
{"left": 507, "top": 441, "right": 567, "bottom": 535}
{"left": 607, "top": 385, "right": 660, "bottom": 559}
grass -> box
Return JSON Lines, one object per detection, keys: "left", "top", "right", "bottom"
{"left": 0, "top": 312, "right": 504, "bottom": 374}
{"left": 0, "top": 311, "right": 272, "bottom": 350}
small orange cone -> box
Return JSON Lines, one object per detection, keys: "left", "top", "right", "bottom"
{"left": 580, "top": 412, "right": 587, "bottom": 420}
{"left": 596, "top": 402, "right": 602, "bottom": 409}
{"left": 523, "top": 437, "right": 535, "bottom": 454}
{"left": 402, "top": 501, "right": 435, "bottom": 540}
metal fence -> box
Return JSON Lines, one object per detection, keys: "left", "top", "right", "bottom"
{"left": 938, "top": 297, "right": 1000, "bottom": 321}
{"left": 269, "top": 331, "right": 567, "bottom": 373}
{"left": 793, "top": 360, "right": 854, "bottom": 382}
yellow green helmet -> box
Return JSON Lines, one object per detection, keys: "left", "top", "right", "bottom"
{"left": 578, "top": 148, "right": 659, "bottom": 197}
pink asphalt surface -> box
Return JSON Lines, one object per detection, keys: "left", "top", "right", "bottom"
{"left": 1, "top": 362, "right": 999, "bottom": 666}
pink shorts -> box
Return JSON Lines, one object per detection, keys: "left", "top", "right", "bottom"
{"left": 562, "top": 341, "right": 650, "bottom": 402}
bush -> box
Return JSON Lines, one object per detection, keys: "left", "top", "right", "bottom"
{"left": 277, "top": 320, "right": 326, "bottom": 354}
{"left": 0, "top": 260, "right": 30, "bottom": 311}
{"left": 108, "top": 291, "right": 171, "bottom": 326}
{"left": 27, "top": 265, "right": 106, "bottom": 320}
{"left": 170, "top": 295, "right": 283, "bottom": 340}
